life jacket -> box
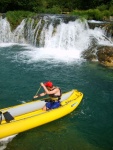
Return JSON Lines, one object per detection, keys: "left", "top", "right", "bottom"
{"left": 49, "top": 87, "right": 62, "bottom": 101}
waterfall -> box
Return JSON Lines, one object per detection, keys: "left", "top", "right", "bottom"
{"left": 0, "top": 17, "right": 25, "bottom": 43}
{"left": 0, "top": 15, "right": 112, "bottom": 51}
{"left": 0, "top": 17, "right": 12, "bottom": 43}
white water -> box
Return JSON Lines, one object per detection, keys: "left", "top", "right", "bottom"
{"left": 0, "top": 16, "right": 113, "bottom": 148}
{"left": 0, "top": 16, "right": 113, "bottom": 63}
{"left": 0, "top": 135, "right": 17, "bottom": 150}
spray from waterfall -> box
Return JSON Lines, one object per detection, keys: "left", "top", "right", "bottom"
{"left": 0, "top": 15, "right": 112, "bottom": 48}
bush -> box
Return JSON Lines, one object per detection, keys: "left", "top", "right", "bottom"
{"left": 47, "top": 5, "right": 61, "bottom": 14}
{"left": 71, "top": 10, "right": 88, "bottom": 19}
{"left": 96, "top": 4, "right": 108, "bottom": 11}
{"left": 34, "top": 5, "right": 61, "bottom": 14}
{"left": 92, "top": 9, "right": 103, "bottom": 20}
{"left": 6, "top": 11, "right": 36, "bottom": 30}
{"left": 71, "top": 8, "right": 111, "bottom": 21}
{"left": 102, "top": 10, "right": 110, "bottom": 17}
{"left": 109, "top": 5, "right": 113, "bottom": 15}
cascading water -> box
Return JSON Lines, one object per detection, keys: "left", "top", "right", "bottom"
{"left": 0, "top": 15, "right": 112, "bottom": 61}
{"left": 0, "top": 15, "right": 113, "bottom": 150}
{"left": 0, "top": 17, "right": 25, "bottom": 43}
{"left": 0, "top": 17, "right": 12, "bottom": 43}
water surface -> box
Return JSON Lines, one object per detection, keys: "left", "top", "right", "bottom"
{"left": 0, "top": 45, "right": 113, "bottom": 150}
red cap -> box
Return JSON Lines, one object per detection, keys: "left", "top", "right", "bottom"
{"left": 44, "top": 81, "right": 53, "bottom": 88}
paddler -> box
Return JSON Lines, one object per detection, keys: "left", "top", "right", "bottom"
{"left": 33, "top": 81, "right": 62, "bottom": 111}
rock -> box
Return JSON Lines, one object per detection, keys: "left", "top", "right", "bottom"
{"left": 88, "top": 21, "right": 113, "bottom": 37}
{"left": 97, "top": 46, "right": 113, "bottom": 66}
{"left": 81, "top": 37, "right": 98, "bottom": 61}
{"left": 110, "top": 16, "right": 113, "bottom": 21}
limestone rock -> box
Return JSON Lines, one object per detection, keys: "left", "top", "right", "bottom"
{"left": 97, "top": 46, "right": 113, "bottom": 66}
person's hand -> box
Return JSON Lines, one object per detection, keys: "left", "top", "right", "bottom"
{"left": 33, "top": 95, "right": 38, "bottom": 99}
{"left": 40, "top": 82, "right": 44, "bottom": 87}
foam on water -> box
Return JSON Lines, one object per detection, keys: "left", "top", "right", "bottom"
{"left": 16, "top": 47, "right": 83, "bottom": 63}
{"left": 0, "top": 17, "right": 113, "bottom": 64}
{"left": 0, "top": 135, "right": 17, "bottom": 150}
{"left": 0, "top": 43, "right": 16, "bottom": 47}
{"left": 0, "top": 16, "right": 113, "bottom": 150}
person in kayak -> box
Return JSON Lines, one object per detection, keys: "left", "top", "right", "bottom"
{"left": 33, "top": 81, "right": 62, "bottom": 111}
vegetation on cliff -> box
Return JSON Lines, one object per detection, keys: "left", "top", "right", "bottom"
{"left": 0, "top": 0, "right": 112, "bottom": 13}
{"left": 0, "top": 0, "right": 113, "bottom": 31}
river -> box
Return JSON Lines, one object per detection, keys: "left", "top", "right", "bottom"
{"left": 0, "top": 16, "right": 113, "bottom": 150}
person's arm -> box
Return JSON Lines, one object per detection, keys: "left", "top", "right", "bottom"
{"left": 41, "top": 83, "right": 57, "bottom": 94}
{"left": 33, "top": 92, "right": 46, "bottom": 99}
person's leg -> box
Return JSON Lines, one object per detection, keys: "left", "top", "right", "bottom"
{"left": 42, "top": 105, "right": 47, "bottom": 111}
{"left": 43, "top": 101, "right": 60, "bottom": 111}
{"left": 42, "top": 102, "right": 52, "bottom": 111}
{"left": 51, "top": 102, "right": 60, "bottom": 109}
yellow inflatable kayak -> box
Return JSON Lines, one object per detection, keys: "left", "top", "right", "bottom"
{"left": 0, "top": 89, "right": 83, "bottom": 139}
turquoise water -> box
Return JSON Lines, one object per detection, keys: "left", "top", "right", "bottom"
{"left": 0, "top": 45, "right": 113, "bottom": 150}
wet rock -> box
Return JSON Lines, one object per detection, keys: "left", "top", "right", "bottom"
{"left": 88, "top": 21, "right": 113, "bottom": 38}
{"left": 81, "top": 37, "right": 98, "bottom": 61}
{"left": 97, "top": 46, "right": 113, "bottom": 66}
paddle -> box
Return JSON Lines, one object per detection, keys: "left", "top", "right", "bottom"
{"left": 32, "top": 86, "right": 41, "bottom": 100}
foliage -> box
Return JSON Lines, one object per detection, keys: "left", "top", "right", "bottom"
{"left": 44, "top": 5, "right": 61, "bottom": 14}
{"left": 33, "top": 5, "right": 61, "bottom": 14}
{"left": 71, "top": 7, "right": 112, "bottom": 21}
{"left": 0, "top": 0, "right": 112, "bottom": 13}
{"left": 96, "top": 4, "right": 108, "bottom": 11}
{"left": 70, "top": 10, "right": 88, "bottom": 19}
{"left": 109, "top": 5, "right": 113, "bottom": 15}
{"left": 0, "top": 0, "right": 113, "bottom": 28}
{"left": 6, "top": 11, "right": 36, "bottom": 30}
